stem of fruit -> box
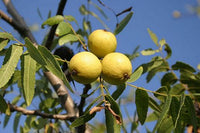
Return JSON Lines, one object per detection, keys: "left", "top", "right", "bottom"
{"left": 65, "top": 19, "right": 88, "bottom": 51}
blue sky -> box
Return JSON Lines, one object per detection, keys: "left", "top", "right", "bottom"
{"left": 0, "top": 0, "right": 200, "bottom": 132}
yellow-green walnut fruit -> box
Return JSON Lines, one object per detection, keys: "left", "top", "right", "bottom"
{"left": 102, "top": 52, "right": 132, "bottom": 85}
{"left": 69, "top": 51, "right": 102, "bottom": 84}
{"left": 88, "top": 29, "right": 117, "bottom": 58}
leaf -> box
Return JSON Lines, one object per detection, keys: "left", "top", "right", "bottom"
{"left": 89, "top": 1, "right": 108, "bottom": 19}
{"left": 112, "top": 83, "right": 126, "bottom": 100}
{"left": 153, "top": 94, "right": 172, "bottom": 133}
{"left": 185, "top": 96, "right": 198, "bottom": 132}
{"left": 159, "top": 38, "right": 166, "bottom": 47}
{"left": 127, "top": 66, "right": 143, "bottom": 83}
{"left": 41, "top": 15, "right": 64, "bottom": 28}
{"left": 114, "top": 12, "right": 133, "bottom": 35}
{"left": 37, "top": 46, "right": 73, "bottom": 92}
{"left": 14, "top": 113, "right": 22, "bottom": 133}
{"left": 21, "top": 52, "right": 36, "bottom": 106}
{"left": 148, "top": 97, "right": 162, "bottom": 113}
{"left": 64, "top": 15, "right": 79, "bottom": 26}
{"left": 172, "top": 94, "right": 185, "bottom": 131}
{"left": 146, "top": 111, "right": 159, "bottom": 122}
{"left": 147, "top": 28, "right": 158, "bottom": 46}
{"left": 105, "top": 109, "right": 121, "bottom": 133}
{"left": 85, "top": 95, "right": 102, "bottom": 113}
{"left": 172, "top": 61, "right": 196, "bottom": 73}
{"left": 58, "top": 34, "right": 78, "bottom": 45}
{"left": 157, "top": 116, "right": 174, "bottom": 133}
{"left": 0, "top": 45, "right": 23, "bottom": 88}
{"left": 170, "top": 84, "right": 185, "bottom": 95}
{"left": 0, "top": 95, "right": 8, "bottom": 113}
{"left": 25, "top": 38, "right": 46, "bottom": 65}
{"left": 0, "top": 39, "right": 9, "bottom": 51}
{"left": 135, "top": 89, "right": 149, "bottom": 125}
{"left": 105, "top": 95, "right": 123, "bottom": 124}
{"left": 70, "top": 112, "right": 96, "bottom": 128}
{"left": 146, "top": 62, "right": 169, "bottom": 83}
{"left": 154, "top": 86, "right": 168, "bottom": 103}
{"left": 161, "top": 72, "right": 177, "bottom": 86}
{"left": 55, "top": 21, "right": 71, "bottom": 36}
{"left": 141, "top": 49, "right": 157, "bottom": 56}
{"left": 197, "top": 64, "right": 200, "bottom": 70}
{"left": 164, "top": 43, "right": 172, "bottom": 59}
{"left": 0, "top": 32, "right": 15, "bottom": 40}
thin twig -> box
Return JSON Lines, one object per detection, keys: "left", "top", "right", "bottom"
{"left": 45, "top": 0, "right": 68, "bottom": 50}
{"left": 9, "top": 103, "right": 76, "bottom": 120}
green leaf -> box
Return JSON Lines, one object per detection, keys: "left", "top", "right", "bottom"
{"left": 153, "top": 94, "right": 172, "bottom": 133}
{"left": 37, "top": 46, "right": 73, "bottom": 92}
{"left": 41, "top": 15, "right": 64, "bottom": 28}
{"left": 135, "top": 89, "right": 149, "bottom": 125}
{"left": 161, "top": 72, "right": 177, "bottom": 86}
{"left": 164, "top": 43, "right": 172, "bottom": 59}
{"left": 146, "top": 63, "right": 169, "bottom": 83}
{"left": 79, "top": 5, "right": 89, "bottom": 15}
{"left": 0, "top": 32, "right": 15, "bottom": 40}
{"left": 172, "top": 61, "right": 196, "bottom": 73}
{"left": 64, "top": 15, "right": 79, "bottom": 26}
{"left": 105, "top": 94, "right": 123, "bottom": 125}
{"left": 185, "top": 96, "right": 197, "bottom": 132}
{"left": 89, "top": 1, "right": 108, "bottom": 19}
{"left": 14, "top": 113, "right": 22, "bottom": 133}
{"left": 112, "top": 83, "right": 126, "bottom": 100}
{"left": 21, "top": 52, "right": 36, "bottom": 106}
{"left": 70, "top": 112, "right": 96, "bottom": 128}
{"left": 25, "top": 38, "right": 46, "bottom": 65}
{"left": 157, "top": 116, "right": 174, "bottom": 133}
{"left": 85, "top": 95, "right": 102, "bottom": 113}
{"left": 147, "top": 28, "right": 159, "bottom": 46}
{"left": 0, "top": 95, "right": 8, "bottom": 113}
{"left": 55, "top": 21, "right": 71, "bottom": 36}
{"left": 148, "top": 97, "right": 162, "bottom": 113}
{"left": 105, "top": 109, "right": 121, "bottom": 133}
{"left": 114, "top": 12, "right": 133, "bottom": 35}
{"left": 197, "top": 64, "right": 200, "bottom": 70}
{"left": 159, "top": 38, "right": 166, "bottom": 47}
{"left": 172, "top": 94, "right": 185, "bottom": 131}
{"left": 154, "top": 86, "right": 168, "bottom": 103}
{"left": 127, "top": 66, "right": 143, "bottom": 83}
{"left": 58, "top": 34, "right": 78, "bottom": 45}
{"left": 0, "top": 39, "right": 9, "bottom": 51}
{"left": 0, "top": 45, "right": 23, "bottom": 88}
{"left": 146, "top": 111, "right": 159, "bottom": 122}
{"left": 170, "top": 84, "right": 185, "bottom": 95}
{"left": 141, "top": 49, "right": 157, "bottom": 56}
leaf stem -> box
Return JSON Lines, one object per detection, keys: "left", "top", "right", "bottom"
{"left": 65, "top": 19, "right": 88, "bottom": 51}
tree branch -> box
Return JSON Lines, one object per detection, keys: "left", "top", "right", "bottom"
{"left": 45, "top": 0, "right": 68, "bottom": 50}
{"left": 8, "top": 103, "right": 75, "bottom": 121}
{"left": 2, "top": 0, "right": 37, "bottom": 44}
{"left": 2, "top": 0, "right": 77, "bottom": 118}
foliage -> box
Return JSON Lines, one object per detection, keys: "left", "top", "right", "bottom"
{"left": 0, "top": 0, "right": 200, "bottom": 133}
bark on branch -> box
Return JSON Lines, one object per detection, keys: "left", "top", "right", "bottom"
{"left": 8, "top": 103, "right": 75, "bottom": 120}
